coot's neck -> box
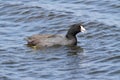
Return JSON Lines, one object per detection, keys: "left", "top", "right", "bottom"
{"left": 66, "top": 31, "right": 77, "bottom": 45}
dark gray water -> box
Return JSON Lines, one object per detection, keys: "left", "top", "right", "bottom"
{"left": 0, "top": 0, "right": 120, "bottom": 80}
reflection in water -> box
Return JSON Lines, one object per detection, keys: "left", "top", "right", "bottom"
{"left": 55, "top": 46, "right": 86, "bottom": 79}
{"left": 66, "top": 45, "right": 84, "bottom": 56}
{"left": 24, "top": 45, "right": 86, "bottom": 79}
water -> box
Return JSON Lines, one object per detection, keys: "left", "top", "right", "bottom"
{"left": 0, "top": 0, "right": 120, "bottom": 80}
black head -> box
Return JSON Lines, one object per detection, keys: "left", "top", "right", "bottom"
{"left": 66, "top": 24, "right": 86, "bottom": 37}
{"left": 65, "top": 24, "right": 86, "bottom": 45}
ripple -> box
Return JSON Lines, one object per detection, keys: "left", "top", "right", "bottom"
{"left": 88, "top": 70, "right": 108, "bottom": 75}
{"left": 99, "top": 55, "right": 120, "bottom": 63}
{"left": 109, "top": 69, "right": 120, "bottom": 75}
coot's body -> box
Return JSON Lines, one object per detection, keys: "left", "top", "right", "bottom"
{"left": 26, "top": 24, "right": 86, "bottom": 48}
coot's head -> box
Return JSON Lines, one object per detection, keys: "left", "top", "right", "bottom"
{"left": 66, "top": 24, "right": 86, "bottom": 37}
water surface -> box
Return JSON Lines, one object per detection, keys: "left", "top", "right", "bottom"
{"left": 0, "top": 0, "right": 120, "bottom": 80}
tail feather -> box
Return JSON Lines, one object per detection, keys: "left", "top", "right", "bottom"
{"left": 24, "top": 37, "right": 36, "bottom": 46}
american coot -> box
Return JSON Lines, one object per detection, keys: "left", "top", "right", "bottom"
{"left": 26, "top": 24, "right": 86, "bottom": 48}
